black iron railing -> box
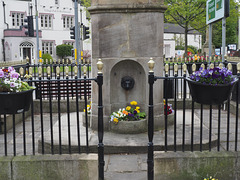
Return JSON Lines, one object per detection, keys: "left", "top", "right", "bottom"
{"left": 148, "top": 60, "right": 240, "bottom": 180}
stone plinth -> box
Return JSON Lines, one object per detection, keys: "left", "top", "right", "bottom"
{"left": 89, "top": 1, "right": 167, "bottom": 130}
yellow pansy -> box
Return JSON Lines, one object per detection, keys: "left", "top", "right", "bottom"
{"left": 136, "top": 106, "right": 140, "bottom": 110}
{"left": 130, "top": 101, "right": 137, "bottom": 106}
{"left": 87, "top": 105, "right": 90, "bottom": 108}
{"left": 126, "top": 106, "right": 131, "bottom": 111}
{"left": 113, "top": 118, "right": 119, "bottom": 124}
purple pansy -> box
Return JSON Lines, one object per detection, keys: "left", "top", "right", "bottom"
{"left": 0, "top": 69, "right": 4, "bottom": 78}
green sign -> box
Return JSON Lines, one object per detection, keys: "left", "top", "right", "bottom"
{"left": 207, "top": 0, "right": 226, "bottom": 24}
{"left": 208, "top": 0, "right": 215, "bottom": 21}
{"left": 216, "top": 0, "right": 222, "bottom": 11}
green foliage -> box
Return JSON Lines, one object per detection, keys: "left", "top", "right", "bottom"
{"left": 81, "top": 0, "right": 91, "bottom": 20}
{"left": 188, "top": 45, "right": 198, "bottom": 54}
{"left": 42, "top": 53, "right": 53, "bottom": 64}
{"left": 56, "top": 44, "right": 73, "bottom": 59}
{"left": 175, "top": 45, "right": 184, "bottom": 50}
{"left": 164, "top": 0, "right": 206, "bottom": 56}
{"left": 187, "top": 47, "right": 195, "bottom": 54}
{"left": 212, "top": 0, "right": 239, "bottom": 47}
{"left": 81, "top": 0, "right": 91, "bottom": 7}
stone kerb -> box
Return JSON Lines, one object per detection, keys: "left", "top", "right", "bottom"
{"left": 154, "top": 151, "right": 240, "bottom": 179}
{"left": 0, "top": 154, "right": 98, "bottom": 180}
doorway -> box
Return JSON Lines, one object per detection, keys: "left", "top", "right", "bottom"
{"left": 20, "top": 41, "right": 34, "bottom": 63}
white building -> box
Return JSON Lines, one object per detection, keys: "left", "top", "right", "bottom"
{"left": 164, "top": 23, "right": 202, "bottom": 58}
{"left": 0, "top": 0, "right": 91, "bottom": 63}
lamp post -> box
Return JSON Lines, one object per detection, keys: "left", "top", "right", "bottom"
{"left": 35, "top": 0, "right": 40, "bottom": 61}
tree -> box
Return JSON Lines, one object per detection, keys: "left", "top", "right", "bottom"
{"left": 164, "top": 0, "right": 206, "bottom": 56}
{"left": 80, "top": 0, "right": 91, "bottom": 7}
{"left": 56, "top": 44, "right": 73, "bottom": 59}
{"left": 212, "top": 0, "right": 239, "bottom": 48}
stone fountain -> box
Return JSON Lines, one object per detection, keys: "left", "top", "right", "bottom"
{"left": 88, "top": 0, "right": 167, "bottom": 130}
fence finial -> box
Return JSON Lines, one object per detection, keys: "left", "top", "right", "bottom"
{"left": 192, "top": 63, "right": 196, "bottom": 72}
{"left": 83, "top": 65, "right": 87, "bottom": 76}
{"left": 164, "top": 64, "right": 169, "bottom": 74}
{"left": 38, "top": 66, "right": 42, "bottom": 77}
{"left": 174, "top": 63, "right": 178, "bottom": 74}
{"left": 56, "top": 66, "right": 60, "bottom": 77}
{"left": 210, "top": 63, "right": 214, "bottom": 69}
{"left": 218, "top": 63, "right": 224, "bottom": 69}
{"left": 65, "top": 66, "right": 69, "bottom": 77}
{"left": 29, "top": 67, "right": 33, "bottom": 77}
{"left": 183, "top": 64, "right": 187, "bottom": 74}
{"left": 237, "top": 63, "right": 240, "bottom": 74}
{"left": 47, "top": 66, "right": 51, "bottom": 77}
{"left": 200, "top": 63, "right": 205, "bottom": 70}
{"left": 74, "top": 65, "right": 78, "bottom": 77}
{"left": 227, "top": 63, "right": 232, "bottom": 71}
{"left": 97, "top": 59, "right": 103, "bottom": 74}
{"left": 19, "top": 67, "right": 24, "bottom": 78}
{"left": 148, "top": 57, "right": 155, "bottom": 73}
{"left": 224, "top": 55, "right": 227, "bottom": 61}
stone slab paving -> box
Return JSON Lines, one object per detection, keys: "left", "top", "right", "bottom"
{"left": 0, "top": 108, "right": 240, "bottom": 179}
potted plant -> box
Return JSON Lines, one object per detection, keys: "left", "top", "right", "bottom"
{"left": 186, "top": 67, "right": 238, "bottom": 105}
{"left": 109, "top": 101, "right": 146, "bottom": 134}
{"left": 0, "top": 66, "right": 35, "bottom": 114}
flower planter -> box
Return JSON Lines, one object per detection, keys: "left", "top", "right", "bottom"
{"left": 186, "top": 77, "right": 238, "bottom": 105}
{"left": 0, "top": 89, "right": 34, "bottom": 114}
{"left": 186, "top": 62, "right": 207, "bottom": 74}
{"left": 110, "top": 119, "right": 147, "bottom": 134}
{"left": 230, "top": 63, "right": 240, "bottom": 102}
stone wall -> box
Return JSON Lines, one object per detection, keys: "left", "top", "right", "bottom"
{"left": 154, "top": 151, "right": 240, "bottom": 179}
{"left": 0, "top": 154, "right": 98, "bottom": 180}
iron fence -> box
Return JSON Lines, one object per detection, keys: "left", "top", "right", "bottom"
{"left": 2, "top": 59, "right": 240, "bottom": 180}
{"left": 0, "top": 60, "right": 104, "bottom": 179}
{"left": 147, "top": 60, "right": 240, "bottom": 179}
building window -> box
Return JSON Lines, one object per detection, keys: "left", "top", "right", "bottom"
{"left": 62, "top": 16, "right": 74, "bottom": 29}
{"left": 42, "top": 41, "right": 54, "bottom": 55}
{"left": 40, "top": 14, "right": 53, "bottom": 29}
{"left": 11, "top": 12, "right": 25, "bottom": 28}
{"left": 55, "top": 0, "right": 59, "bottom": 5}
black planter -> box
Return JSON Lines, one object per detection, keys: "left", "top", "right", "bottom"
{"left": 186, "top": 62, "right": 208, "bottom": 74}
{"left": 186, "top": 77, "right": 238, "bottom": 105}
{"left": 0, "top": 89, "right": 34, "bottom": 114}
{"left": 230, "top": 63, "right": 240, "bottom": 102}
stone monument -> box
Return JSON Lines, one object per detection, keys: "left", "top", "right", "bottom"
{"left": 89, "top": 0, "right": 167, "bottom": 130}
{"left": 203, "top": 25, "right": 215, "bottom": 56}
